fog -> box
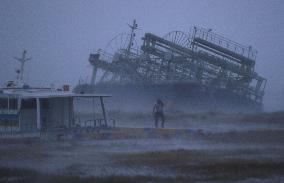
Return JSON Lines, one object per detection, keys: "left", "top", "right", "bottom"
{"left": 0, "top": 0, "right": 284, "bottom": 111}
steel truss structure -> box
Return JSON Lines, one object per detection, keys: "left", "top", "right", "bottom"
{"left": 88, "top": 25, "right": 266, "bottom": 104}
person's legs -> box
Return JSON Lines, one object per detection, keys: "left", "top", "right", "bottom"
{"left": 161, "top": 112, "right": 165, "bottom": 128}
{"left": 154, "top": 113, "right": 159, "bottom": 128}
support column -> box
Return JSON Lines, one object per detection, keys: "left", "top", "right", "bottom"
{"left": 69, "top": 97, "right": 74, "bottom": 128}
{"left": 36, "top": 98, "right": 41, "bottom": 130}
{"left": 17, "top": 97, "right": 22, "bottom": 130}
{"left": 92, "top": 97, "right": 96, "bottom": 125}
{"left": 7, "top": 96, "right": 10, "bottom": 111}
{"left": 91, "top": 67, "right": 97, "bottom": 85}
{"left": 99, "top": 97, "right": 107, "bottom": 126}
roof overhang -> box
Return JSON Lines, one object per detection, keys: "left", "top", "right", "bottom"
{"left": 0, "top": 92, "right": 111, "bottom": 99}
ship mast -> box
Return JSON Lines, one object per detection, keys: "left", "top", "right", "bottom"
{"left": 14, "top": 50, "right": 32, "bottom": 83}
{"left": 126, "top": 19, "right": 138, "bottom": 57}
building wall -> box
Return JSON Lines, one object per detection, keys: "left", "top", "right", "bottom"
{"left": 47, "top": 97, "right": 73, "bottom": 128}
{"left": 20, "top": 97, "right": 74, "bottom": 131}
{"left": 20, "top": 109, "right": 37, "bottom": 130}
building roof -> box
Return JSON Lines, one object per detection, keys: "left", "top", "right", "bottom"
{"left": 0, "top": 88, "right": 111, "bottom": 99}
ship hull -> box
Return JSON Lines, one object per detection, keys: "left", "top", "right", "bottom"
{"left": 74, "top": 82, "right": 262, "bottom": 113}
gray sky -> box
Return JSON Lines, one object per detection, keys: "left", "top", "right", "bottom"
{"left": 0, "top": 0, "right": 283, "bottom": 111}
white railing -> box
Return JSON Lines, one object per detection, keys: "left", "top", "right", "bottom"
{"left": 190, "top": 27, "right": 257, "bottom": 60}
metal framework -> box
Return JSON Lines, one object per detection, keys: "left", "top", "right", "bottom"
{"left": 88, "top": 23, "right": 266, "bottom": 104}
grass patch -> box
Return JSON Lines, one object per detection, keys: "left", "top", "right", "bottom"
{"left": 0, "top": 167, "right": 203, "bottom": 183}
{"left": 242, "top": 111, "right": 284, "bottom": 123}
{"left": 112, "top": 149, "right": 284, "bottom": 181}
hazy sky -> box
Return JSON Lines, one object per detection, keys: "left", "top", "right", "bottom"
{"left": 0, "top": 0, "right": 283, "bottom": 111}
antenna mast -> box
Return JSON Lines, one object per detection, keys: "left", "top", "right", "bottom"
{"left": 14, "top": 50, "right": 32, "bottom": 82}
{"left": 126, "top": 19, "right": 138, "bottom": 56}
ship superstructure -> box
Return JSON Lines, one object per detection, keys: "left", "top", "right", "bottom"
{"left": 76, "top": 21, "right": 267, "bottom": 112}
{"left": 0, "top": 51, "right": 111, "bottom": 135}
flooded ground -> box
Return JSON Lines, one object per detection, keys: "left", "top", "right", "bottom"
{"left": 0, "top": 111, "right": 284, "bottom": 182}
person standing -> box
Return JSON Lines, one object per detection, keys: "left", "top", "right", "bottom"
{"left": 153, "top": 99, "right": 165, "bottom": 128}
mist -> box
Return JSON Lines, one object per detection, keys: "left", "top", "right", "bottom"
{"left": 0, "top": 0, "right": 284, "bottom": 111}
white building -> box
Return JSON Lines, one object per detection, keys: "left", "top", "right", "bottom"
{"left": 0, "top": 87, "right": 110, "bottom": 132}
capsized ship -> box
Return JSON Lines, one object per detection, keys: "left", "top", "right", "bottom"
{"left": 74, "top": 20, "right": 267, "bottom": 112}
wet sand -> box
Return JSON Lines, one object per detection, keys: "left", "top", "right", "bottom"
{"left": 0, "top": 112, "right": 284, "bottom": 182}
